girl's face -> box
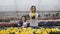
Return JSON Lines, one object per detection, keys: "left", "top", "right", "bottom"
{"left": 31, "top": 7, "right": 36, "bottom": 13}
{"left": 22, "top": 17, "right": 25, "bottom": 21}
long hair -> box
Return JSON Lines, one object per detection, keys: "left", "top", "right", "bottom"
{"left": 31, "top": 6, "right": 36, "bottom": 12}
{"left": 21, "top": 16, "right": 26, "bottom": 22}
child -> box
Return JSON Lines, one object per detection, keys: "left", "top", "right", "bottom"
{"left": 19, "top": 16, "right": 28, "bottom": 28}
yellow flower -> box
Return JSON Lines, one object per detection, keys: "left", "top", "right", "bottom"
{"left": 15, "top": 31, "right": 20, "bottom": 34}
{"left": 0, "top": 30, "right": 9, "bottom": 34}
{"left": 35, "top": 29, "right": 42, "bottom": 34}
{"left": 51, "top": 28, "right": 59, "bottom": 32}
{"left": 42, "top": 31, "right": 48, "bottom": 34}
{"left": 20, "top": 31, "right": 28, "bottom": 34}
{"left": 12, "top": 30, "right": 17, "bottom": 32}
{"left": 28, "top": 27, "right": 32, "bottom": 29}
{"left": 55, "top": 28, "right": 60, "bottom": 31}
{"left": 32, "top": 29, "right": 36, "bottom": 32}
{"left": 30, "top": 12, "right": 36, "bottom": 17}
{"left": 22, "top": 28, "right": 27, "bottom": 31}
{"left": 28, "top": 32, "right": 33, "bottom": 34}
{"left": 4, "top": 30, "right": 9, "bottom": 34}
{"left": 0, "top": 30, "right": 3, "bottom": 34}
{"left": 45, "top": 28, "right": 51, "bottom": 33}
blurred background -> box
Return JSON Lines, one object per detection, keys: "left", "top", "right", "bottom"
{"left": 0, "top": 0, "right": 60, "bottom": 27}
{"left": 0, "top": 0, "right": 60, "bottom": 18}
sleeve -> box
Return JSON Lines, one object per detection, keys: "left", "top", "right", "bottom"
{"left": 36, "top": 13, "right": 38, "bottom": 18}
{"left": 18, "top": 20, "right": 23, "bottom": 26}
{"left": 29, "top": 13, "right": 32, "bottom": 19}
{"left": 29, "top": 13, "right": 31, "bottom": 17}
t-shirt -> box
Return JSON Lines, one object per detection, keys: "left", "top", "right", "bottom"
{"left": 29, "top": 12, "right": 38, "bottom": 26}
{"left": 29, "top": 19, "right": 38, "bottom": 27}
{"left": 22, "top": 21, "right": 28, "bottom": 27}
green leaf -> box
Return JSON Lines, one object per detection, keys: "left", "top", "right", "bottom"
{"left": 9, "top": 32, "right": 15, "bottom": 34}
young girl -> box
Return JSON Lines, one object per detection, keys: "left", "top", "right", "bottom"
{"left": 19, "top": 16, "right": 28, "bottom": 28}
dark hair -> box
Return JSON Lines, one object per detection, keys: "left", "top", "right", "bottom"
{"left": 31, "top": 6, "right": 36, "bottom": 12}
{"left": 21, "top": 16, "right": 26, "bottom": 22}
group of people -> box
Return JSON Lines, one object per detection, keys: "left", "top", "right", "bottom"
{"left": 18, "top": 6, "right": 39, "bottom": 28}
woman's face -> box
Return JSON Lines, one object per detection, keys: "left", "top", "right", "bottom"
{"left": 31, "top": 7, "right": 36, "bottom": 13}
{"left": 22, "top": 17, "right": 25, "bottom": 21}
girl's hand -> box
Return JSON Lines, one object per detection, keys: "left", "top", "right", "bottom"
{"left": 18, "top": 24, "right": 20, "bottom": 26}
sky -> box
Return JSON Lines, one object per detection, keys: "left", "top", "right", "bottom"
{"left": 0, "top": 0, "right": 60, "bottom": 12}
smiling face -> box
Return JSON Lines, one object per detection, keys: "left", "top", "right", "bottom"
{"left": 22, "top": 17, "right": 25, "bottom": 22}
{"left": 31, "top": 6, "right": 36, "bottom": 13}
{"left": 21, "top": 16, "right": 26, "bottom": 22}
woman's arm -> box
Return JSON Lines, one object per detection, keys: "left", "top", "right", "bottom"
{"left": 35, "top": 13, "right": 38, "bottom": 18}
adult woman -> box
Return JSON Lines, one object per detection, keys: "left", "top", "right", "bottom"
{"left": 29, "top": 6, "right": 38, "bottom": 19}
{"left": 29, "top": 6, "right": 38, "bottom": 28}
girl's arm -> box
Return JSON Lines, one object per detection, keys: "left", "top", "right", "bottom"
{"left": 22, "top": 22, "right": 27, "bottom": 28}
